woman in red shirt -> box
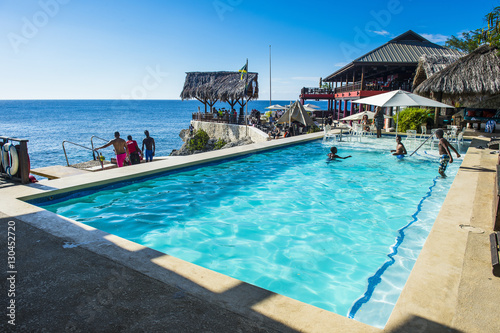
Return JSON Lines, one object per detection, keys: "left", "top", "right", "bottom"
{"left": 126, "top": 135, "right": 142, "bottom": 165}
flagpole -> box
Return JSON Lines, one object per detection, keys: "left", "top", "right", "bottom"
{"left": 245, "top": 58, "right": 249, "bottom": 137}
{"left": 269, "top": 45, "right": 272, "bottom": 106}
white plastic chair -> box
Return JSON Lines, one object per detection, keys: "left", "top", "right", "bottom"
{"left": 351, "top": 123, "right": 363, "bottom": 141}
{"left": 419, "top": 125, "right": 427, "bottom": 140}
{"left": 447, "top": 127, "right": 458, "bottom": 144}
{"left": 405, "top": 130, "right": 417, "bottom": 150}
{"left": 457, "top": 132, "right": 464, "bottom": 151}
{"left": 429, "top": 129, "right": 439, "bottom": 151}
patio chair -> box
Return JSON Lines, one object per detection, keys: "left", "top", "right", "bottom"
{"left": 419, "top": 125, "right": 427, "bottom": 140}
{"left": 447, "top": 127, "right": 458, "bottom": 144}
{"left": 323, "top": 124, "right": 336, "bottom": 143}
{"left": 405, "top": 130, "right": 417, "bottom": 150}
{"left": 429, "top": 129, "right": 439, "bottom": 151}
{"left": 457, "top": 132, "right": 464, "bottom": 151}
{"left": 350, "top": 123, "right": 363, "bottom": 142}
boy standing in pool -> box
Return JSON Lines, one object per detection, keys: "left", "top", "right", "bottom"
{"left": 391, "top": 136, "right": 407, "bottom": 158}
{"left": 435, "top": 129, "right": 460, "bottom": 177}
{"left": 327, "top": 147, "right": 352, "bottom": 160}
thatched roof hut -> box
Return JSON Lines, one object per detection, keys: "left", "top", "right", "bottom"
{"left": 468, "top": 93, "right": 500, "bottom": 109}
{"left": 412, "top": 54, "right": 463, "bottom": 89}
{"left": 180, "top": 72, "right": 258, "bottom": 110}
{"left": 414, "top": 45, "right": 500, "bottom": 105}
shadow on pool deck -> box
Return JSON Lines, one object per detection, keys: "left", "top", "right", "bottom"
{"left": 0, "top": 211, "right": 470, "bottom": 333}
{"left": 0, "top": 213, "right": 300, "bottom": 333}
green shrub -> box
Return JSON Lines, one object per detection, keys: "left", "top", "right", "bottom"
{"left": 214, "top": 139, "right": 227, "bottom": 150}
{"left": 393, "top": 107, "right": 433, "bottom": 133}
{"left": 307, "top": 125, "right": 321, "bottom": 133}
{"left": 188, "top": 129, "right": 209, "bottom": 151}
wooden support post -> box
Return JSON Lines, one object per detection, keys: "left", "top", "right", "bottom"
{"left": 19, "top": 140, "right": 29, "bottom": 184}
{"left": 434, "top": 92, "right": 443, "bottom": 127}
{"left": 361, "top": 66, "right": 365, "bottom": 90}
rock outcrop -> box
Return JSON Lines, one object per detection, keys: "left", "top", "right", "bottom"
{"left": 170, "top": 128, "right": 254, "bottom": 156}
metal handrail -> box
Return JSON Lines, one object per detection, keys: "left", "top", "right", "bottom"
{"left": 90, "top": 135, "right": 108, "bottom": 159}
{"left": 62, "top": 140, "right": 93, "bottom": 166}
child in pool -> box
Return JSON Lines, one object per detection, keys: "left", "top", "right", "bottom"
{"left": 327, "top": 147, "right": 352, "bottom": 160}
{"left": 391, "top": 136, "right": 407, "bottom": 158}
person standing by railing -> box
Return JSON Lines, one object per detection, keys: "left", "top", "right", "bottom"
{"left": 94, "top": 132, "right": 130, "bottom": 167}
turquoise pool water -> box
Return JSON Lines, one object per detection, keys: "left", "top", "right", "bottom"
{"left": 39, "top": 138, "right": 466, "bottom": 328}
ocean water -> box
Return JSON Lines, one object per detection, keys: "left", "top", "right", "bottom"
{"left": 0, "top": 99, "right": 326, "bottom": 170}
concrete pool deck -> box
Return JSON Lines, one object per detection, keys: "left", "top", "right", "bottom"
{"left": 1, "top": 132, "right": 499, "bottom": 332}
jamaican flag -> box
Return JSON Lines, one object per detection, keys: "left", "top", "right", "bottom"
{"left": 239, "top": 62, "right": 247, "bottom": 80}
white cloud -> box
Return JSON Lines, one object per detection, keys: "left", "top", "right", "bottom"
{"left": 371, "top": 30, "right": 390, "bottom": 36}
{"left": 420, "top": 33, "right": 449, "bottom": 43}
{"left": 334, "top": 62, "right": 348, "bottom": 67}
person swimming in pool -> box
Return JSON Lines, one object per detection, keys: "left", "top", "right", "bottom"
{"left": 391, "top": 136, "right": 407, "bottom": 159}
{"left": 95, "top": 131, "right": 130, "bottom": 167}
{"left": 435, "top": 129, "right": 460, "bottom": 177}
{"left": 327, "top": 147, "right": 352, "bottom": 160}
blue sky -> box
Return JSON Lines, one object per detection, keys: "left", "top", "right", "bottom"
{"left": 1, "top": 0, "right": 498, "bottom": 100}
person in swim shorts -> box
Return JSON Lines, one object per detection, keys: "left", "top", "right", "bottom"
{"left": 435, "top": 129, "right": 461, "bottom": 177}
{"left": 391, "top": 135, "right": 407, "bottom": 159}
{"left": 142, "top": 130, "right": 155, "bottom": 162}
{"left": 95, "top": 131, "right": 129, "bottom": 167}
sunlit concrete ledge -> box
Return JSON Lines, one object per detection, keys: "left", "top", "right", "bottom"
{"left": 1, "top": 133, "right": 499, "bottom": 332}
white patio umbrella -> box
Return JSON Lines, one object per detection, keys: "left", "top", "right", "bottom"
{"left": 340, "top": 110, "right": 391, "bottom": 121}
{"left": 352, "top": 90, "right": 453, "bottom": 136}
{"left": 303, "top": 105, "right": 319, "bottom": 112}
{"left": 303, "top": 103, "right": 320, "bottom": 109}
{"left": 265, "top": 104, "right": 287, "bottom": 110}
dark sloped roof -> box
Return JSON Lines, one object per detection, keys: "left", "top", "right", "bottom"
{"left": 180, "top": 71, "right": 258, "bottom": 102}
{"left": 355, "top": 31, "right": 462, "bottom": 63}
{"left": 324, "top": 30, "right": 463, "bottom": 82}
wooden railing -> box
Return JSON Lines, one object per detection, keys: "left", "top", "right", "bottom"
{"left": 301, "top": 87, "right": 333, "bottom": 95}
{"left": 192, "top": 113, "right": 243, "bottom": 124}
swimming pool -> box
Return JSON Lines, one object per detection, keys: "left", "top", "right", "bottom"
{"left": 39, "top": 137, "right": 467, "bottom": 328}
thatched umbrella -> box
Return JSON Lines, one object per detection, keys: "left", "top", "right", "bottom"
{"left": 276, "top": 101, "right": 315, "bottom": 127}
{"left": 412, "top": 54, "right": 463, "bottom": 89}
{"left": 180, "top": 71, "right": 259, "bottom": 112}
{"left": 414, "top": 45, "right": 500, "bottom": 106}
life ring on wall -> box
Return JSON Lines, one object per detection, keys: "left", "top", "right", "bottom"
{"left": 2, "top": 143, "right": 19, "bottom": 177}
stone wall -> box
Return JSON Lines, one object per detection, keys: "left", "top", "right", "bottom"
{"left": 191, "top": 121, "right": 269, "bottom": 143}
